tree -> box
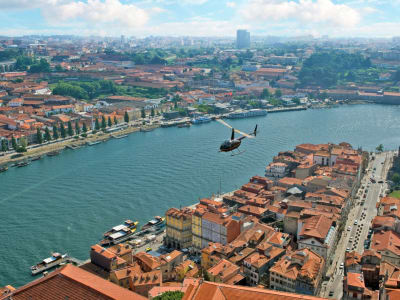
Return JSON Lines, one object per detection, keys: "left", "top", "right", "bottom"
{"left": 114, "top": 116, "right": 118, "bottom": 125}
{"left": 36, "top": 128, "right": 43, "bottom": 144}
{"left": 75, "top": 121, "right": 80, "bottom": 135}
{"left": 376, "top": 144, "right": 384, "bottom": 152}
{"left": 108, "top": 116, "right": 112, "bottom": 127}
{"left": 153, "top": 291, "right": 184, "bottom": 300}
{"left": 67, "top": 121, "right": 74, "bottom": 137}
{"left": 20, "top": 136, "right": 27, "bottom": 148}
{"left": 261, "top": 88, "right": 270, "bottom": 99}
{"left": 101, "top": 116, "right": 107, "bottom": 129}
{"left": 151, "top": 107, "right": 155, "bottom": 117}
{"left": 82, "top": 122, "right": 88, "bottom": 133}
{"left": 95, "top": 118, "right": 100, "bottom": 131}
{"left": 53, "top": 126, "right": 59, "bottom": 140}
{"left": 59, "top": 123, "right": 66, "bottom": 138}
{"left": 44, "top": 127, "right": 51, "bottom": 141}
{"left": 275, "top": 89, "right": 282, "bottom": 98}
{"left": 1, "top": 139, "right": 8, "bottom": 152}
{"left": 11, "top": 136, "right": 17, "bottom": 150}
{"left": 141, "top": 107, "right": 146, "bottom": 119}
{"left": 124, "top": 111, "right": 129, "bottom": 123}
{"left": 392, "top": 173, "right": 400, "bottom": 185}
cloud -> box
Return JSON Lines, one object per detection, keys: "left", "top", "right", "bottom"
{"left": 0, "top": 0, "right": 55, "bottom": 9}
{"left": 241, "top": 0, "right": 361, "bottom": 27}
{"left": 226, "top": 1, "right": 236, "bottom": 7}
{"left": 42, "top": 0, "right": 150, "bottom": 28}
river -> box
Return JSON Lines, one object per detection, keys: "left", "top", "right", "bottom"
{"left": 1, "top": 104, "right": 400, "bottom": 287}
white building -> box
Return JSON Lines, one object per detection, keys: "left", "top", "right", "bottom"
{"left": 265, "top": 162, "right": 289, "bottom": 180}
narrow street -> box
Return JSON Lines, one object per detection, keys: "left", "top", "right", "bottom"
{"left": 321, "top": 151, "right": 395, "bottom": 299}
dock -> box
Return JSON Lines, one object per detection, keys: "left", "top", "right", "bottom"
{"left": 266, "top": 106, "right": 307, "bottom": 113}
{"left": 65, "top": 256, "right": 86, "bottom": 266}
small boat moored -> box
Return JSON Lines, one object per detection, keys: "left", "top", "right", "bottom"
{"left": 0, "top": 165, "right": 8, "bottom": 172}
{"left": 141, "top": 216, "right": 165, "bottom": 231}
{"left": 16, "top": 161, "right": 30, "bottom": 167}
{"left": 47, "top": 151, "right": 60, "bottom": 157}
{"left": 31, "top": 253, "right": 68, "bottom": 275}
{"left": 112, "top": 134, "right": 128, "bottom": 139}
{"left": 178, "top": 122, "right": 191, "bottom": 128}
{"left": 31, "top": 156, "right": 42, "bottom": 161}
{"left": 100, "top": 220, "right": 139, "bottom": 246}
{"left": 87, "top": 141, "right": 101, "bottom": 146}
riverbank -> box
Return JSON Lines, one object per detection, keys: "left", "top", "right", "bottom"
{"left": 0, "top": 125, "right": 143, "bottom": 166}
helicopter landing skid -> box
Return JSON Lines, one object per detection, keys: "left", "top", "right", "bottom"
{"left": 231, "top": 149, "right": 245, "bottom": 156}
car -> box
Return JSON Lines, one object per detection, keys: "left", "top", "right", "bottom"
{"left": 340, "top": 263, "right": 344, "bottom": 269}
{"left": 346, "top": 247, "right": 350, "bottom": 252}
{"left": 145, "top": 247, "right": 152, "bottom": 252}
{"left": 364, "top": 207, "right": 367, "bottom": 211}
{"left": 347, "top": 226, "right": 352, "bottom": 231}
{"left": 354, "top": 220, "right": 358, "bottom": 225}
{"left": 329, "top": 291, "right": 334, "bottom": 297}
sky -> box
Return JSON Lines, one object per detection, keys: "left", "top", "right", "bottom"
{"left": 0, "top": 0, "right": 399, "bottom": 38}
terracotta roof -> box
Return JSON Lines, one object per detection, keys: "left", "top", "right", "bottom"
{"left": 207, "top": 259, "right": 239, "bottom": 282}
{"left": 371, "top": 231, "right": 400, "bottom": 256}
{"left": 134, "top": 252, "right": 161, "bottom": 270}
{"left": 299, "top": 215, "right": 333, "bottom": 241}
{"left": 182, "top": 280, "right": 327, "bottom": 300}
{"left": 1, "top": 264, "right": 145, "bottom": 300}
{"left": 110, "top": 263, "right": 142, "bottom": 281}
{"left": 346, "top": 272, "right": 365, "bottom": 289}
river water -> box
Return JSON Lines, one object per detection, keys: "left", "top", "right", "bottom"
{"left": 1, "top": 104, "right": 400, "bottom": 287}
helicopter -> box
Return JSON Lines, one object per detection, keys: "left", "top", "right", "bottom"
{"left": 217, "top": 119, "right": 257, "bottom": 155}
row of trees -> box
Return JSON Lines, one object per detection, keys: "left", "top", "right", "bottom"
{"left": 34, "top": 121, "right": 89, "bottom": 144}
{"left": 52, "top": 80, "right": 118, "bottom": 100}
{"left": 1, "top": 136, "right": 28, "bottom": 152}
{"left": 93, "top": 115, "right": 119, "bottom": 132}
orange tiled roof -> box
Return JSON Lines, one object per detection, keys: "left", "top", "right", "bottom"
{"left": 1, "top": 264, "right": 145, "bottom": 300}
{"left": 182, "top": 280, "right": 327, "bottom": 300}
{"left": 299, "top": 215, "right": 333, "bottom": 240}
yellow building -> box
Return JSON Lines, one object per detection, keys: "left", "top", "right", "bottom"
{"left": 192, "top": 209, "right": 204, "bottom": 254}
{"left": 165, "top": 207, "right": 193, "bottom": 249}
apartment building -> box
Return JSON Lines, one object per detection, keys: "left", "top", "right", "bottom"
{"left": 165, "top": 207, "right": 193, "bottom": 249}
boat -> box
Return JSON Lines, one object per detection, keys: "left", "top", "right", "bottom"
{"left": 100, "top": 220, "right": 139, "bottom": 246}
{"left": 87, "top": 141, "right": 101, "bottom": 146}
{"left": 16, "top": 161, "right": 30, "bottom": 167}
{"left": 191, "top": 116, "right": 211, "bottom": 124}
{"left": 226, "top": 109, "right": 267, "bottom": 119}
{"left": 31, "top": 253, "right": 68, "bottom": 275}
{"left": 47, "top": 151, "right": 60, "bottom": 157}
{"left": 112, "top": 134, "right": 128, "bottom": 139}
{"left": 140, "top": 126, "right": 155, "bottom": 132}
{"left": 31, "top": 156, "right": 42, "bottom": 161}
{"left": 178, "top": 122, "right": 191, "bottom": 128}
{"left": 0, "top": 165, "right": 8, "bottom": 172}
{"left": 141, "top": 216, "right": 165, "bottom": 231}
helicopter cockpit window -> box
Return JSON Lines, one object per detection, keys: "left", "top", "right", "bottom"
{"left": 222, "top": 140, "right": 230, "bottom": 147}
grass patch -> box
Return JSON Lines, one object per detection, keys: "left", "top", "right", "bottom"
{"left": 389, "top": 190, "right": 400, "bottom": 199}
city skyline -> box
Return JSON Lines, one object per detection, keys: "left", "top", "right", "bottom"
{"left": 0, "top": 0, "right": 399, "bottom": 38}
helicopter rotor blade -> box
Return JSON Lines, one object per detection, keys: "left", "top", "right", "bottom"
{"left": 217, "top": 119, "right": 254, "bottom": 139}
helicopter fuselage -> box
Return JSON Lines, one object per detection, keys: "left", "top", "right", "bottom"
{"left": 220, "top": 139, "right": 241, "bottom": 152}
